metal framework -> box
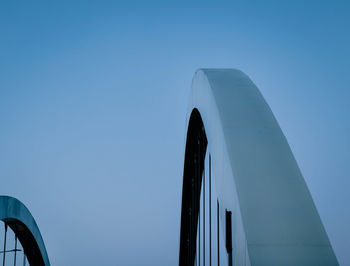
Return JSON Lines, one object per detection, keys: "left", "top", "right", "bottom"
{"left": 0, "top": 196, "right": 50, "bottom": 266}
{"left": 179, "top": 69, "right": 339, "bottom": 265}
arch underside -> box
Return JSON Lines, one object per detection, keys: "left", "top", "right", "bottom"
{"left": 179, "top": 69, "right": 339, "bottom": 265}
{"left": 179, "top": 109, "right": 207, "bottom": 266}
{"left": 0, "top": 196, "right": 50, "bottom": 266}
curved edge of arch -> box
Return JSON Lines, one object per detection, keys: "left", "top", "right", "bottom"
{"left": 0, "top": 196, "right": 50, "bottom": 266}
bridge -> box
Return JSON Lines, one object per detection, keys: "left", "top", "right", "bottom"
{"left": 179, "top": 69, "right": 339, "bottom": 266}
{"left": 0, "top": 69, "right": 339, "bottom": 266}
{"left": 0, "top": 196, "right": 49, "bottom": 266}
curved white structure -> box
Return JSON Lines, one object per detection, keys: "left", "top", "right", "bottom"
{"left": 179, "top": 69, "right": 338, "bottom": 265}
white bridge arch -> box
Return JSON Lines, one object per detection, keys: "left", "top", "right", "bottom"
{"left": 179, "top": 69, "right": 338, "bottom": 266}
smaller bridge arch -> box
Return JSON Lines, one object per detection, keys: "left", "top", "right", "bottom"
{"left": 0, "top": 196, "right": 50, "bottom": 266}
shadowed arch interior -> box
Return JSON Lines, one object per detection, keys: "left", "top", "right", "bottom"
{"left": 4, "top": 218, "right": 45, "bottom": 265}
{"left": 179, "top": 109, "right": 207, "bottom": 266}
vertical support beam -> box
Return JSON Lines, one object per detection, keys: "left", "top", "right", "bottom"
{"left": 198, "top": 135, "right": 202, "bottom": 266}
{"left": 3, "top": 223, "right": 7, "bottom": 266}
{"left": 217, "top": 201, "right": 220, "bottom": 266}
{"left": 202, "top": 141, "right": 205, "bottom": 266}
{"left": 197, "top": 138, "right": 200, "bottom": 266}
{"left": 14, "top": 235, "right": 17, "bottom": 266}
{"left": 226, "top": 210, "right": 232, "bottom": 266}
{"left": 209, "top": 155, "right": 212, "bottom": 266}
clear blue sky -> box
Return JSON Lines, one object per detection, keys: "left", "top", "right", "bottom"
{"left": 1, "top": 1, "right": 349, "bottom": 265}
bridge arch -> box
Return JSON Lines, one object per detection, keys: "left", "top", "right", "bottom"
{"left": 0, "top": 196, "right": 50, "bottom": 265}
{"left": 179, "top": 69, "right": 338, "bottom": 265}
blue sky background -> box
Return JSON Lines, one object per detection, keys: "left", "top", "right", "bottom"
{"left": 1, "top": 1, "right": 349, "bottom": 265}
